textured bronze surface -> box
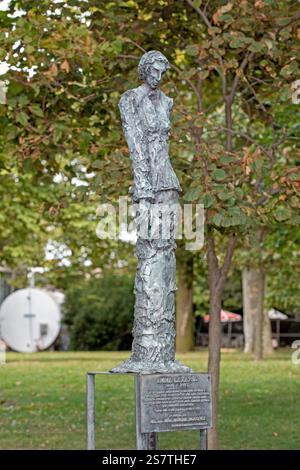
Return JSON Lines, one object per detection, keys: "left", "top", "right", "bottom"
{"left": 111, "top": 51, "right": 191, "bottom": 374}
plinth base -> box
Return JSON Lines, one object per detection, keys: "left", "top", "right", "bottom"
{"left": 110, "top": 358, "right": 192, "bottom": 374}
{"left": 86, "top": 371, "right": 211, "bottom": 450}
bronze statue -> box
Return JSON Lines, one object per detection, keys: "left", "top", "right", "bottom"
{"left": 111, "top": 51, "right": 191, "bottom": 373}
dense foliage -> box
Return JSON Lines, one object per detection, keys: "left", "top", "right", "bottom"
{"left": 63, "top": 273, "right": 135, "bottom": 350}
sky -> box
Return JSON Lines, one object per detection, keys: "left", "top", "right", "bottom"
{"left": 0, "top": 0, "right": 10, "bottom": 11}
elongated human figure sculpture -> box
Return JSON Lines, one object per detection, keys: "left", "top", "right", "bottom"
{"left": 111, "top": 51, "right": 191, "bottom": 373}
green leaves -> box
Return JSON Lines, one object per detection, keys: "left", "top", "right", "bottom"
{"left": 186, "top": 45, "right": 199, "bottom": 57}
{"left": 212, "top": 207, "right": 248, "bottom": 228}
{"left": 248, "top": 40, "right": 265, "bottom": 53}
{"left": 216, "top": 190, "right": 231, "bottom": 201}
{"left": 184, "top": 187, "right": 200, "bottom": 202}
{"left": 219, "top": 155, "right": 234, "bottom": 164}
{"left": 64, "top": 273, "right": 135, "bottom": 351}
{"left": 0, "top": 0, "right": 298, "bottom": 288}
{"left": 273, "top": 205, "right": 292, "bottom": 222}
{"left": 212, "top": 168, "right": 226, "bottom": 181}
{"left": 280, "top": 61, "right": 299, "bottom": 79}
{"left": 16, "top": 111, "right": 29, "bottom": 126}
{"left": 29, "top": 104, "right": 43, "bottom": 118}
{"left": 111, "top": 38, "right": 123, "bottom": 54}
{"left": 201, "top": 194, "right": 215, "bottom": 208}
{"left": 212, "top": 212, "right": 224, "bottom": 227}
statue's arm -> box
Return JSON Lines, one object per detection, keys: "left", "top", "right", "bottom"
{"left": 118, "top": 91, "right": 153, "bottom": 201}
{"left": 167, "top": 96, "right": 173, "bottom": 113}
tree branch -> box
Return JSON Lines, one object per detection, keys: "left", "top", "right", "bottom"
{"left": 243, "top": 76, "right": 269, "bottom": 114}
{"left": 185, "top": 0, "right": 213, "bottom": 30}
{"left": 275, "top": 11, "right": 300, "bottom": 35}
{"left": 217, "top": 233, "right": 237, "bottom": 292}
{"left": 208, "top": 126, "right": 271, "bottom": 158}
{"left": 184, "top": 0, "right": 226, "bottom": 87}
{"left": 170, "top": 62, "right": 199, "bottom": 98}
{"left": 230, "top": 51, "right": 254, "bottom": 101}
{"left": 196, "top": 76, "right": 203, "bottom": 114}
{"left": 207, "top": 231, "right": 220, "bottom": 291}
{"left": 117, "top": 54, "right": 139, "bottom": 61}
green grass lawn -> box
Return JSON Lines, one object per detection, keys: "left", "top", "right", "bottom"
{"left": 0, "top": 349, "right": 299, "bottom": 450}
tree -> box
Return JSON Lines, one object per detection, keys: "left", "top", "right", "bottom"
{"left": 241, "top": 230, "right": 269, "bottom": 359}
{"left": 266, "top": 227, "right": 300, "bottom": 315}
{"left": 64, "top": 273, "right": 135, "bottom": 350}
{"left": 176, "top": 247, "right": 194, "bottom": 352}
{"left": 179, "top": 0, "right": 300, "bottom": 448}
{"left": 0, "top": 0, "right": 136, "bottom": 287}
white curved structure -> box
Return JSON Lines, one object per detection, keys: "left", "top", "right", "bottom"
{"left": 0, "top": 288, "right": 61, "bottom": 352}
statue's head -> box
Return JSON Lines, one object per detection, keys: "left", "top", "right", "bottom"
{"left": 138, "top": 50, "right": 170, "bottom": 89}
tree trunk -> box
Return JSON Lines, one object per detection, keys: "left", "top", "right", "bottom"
{"left": 242, "top": 268, "right": 258, "bottom": 354}
{"left": 176, "top": 256, "right": 194, "bottom": 353}
{"left": 263, "top": 307, "right": 273, "bottom": 355}
{"left": 242, "top": 267, "right": 272, "bottom": 359}
{"left": 253, "top": 267, "right": 264, "bottom": 360}
{"left": 207, "top": 287, "right": 222, "bottom": 450}
{"left": 207, "top": 232, "right": 237, "bottom": 450}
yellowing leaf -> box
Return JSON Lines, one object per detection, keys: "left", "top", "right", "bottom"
{"left": 212, "top": 2, "right": 233, "bottom": 24}
{"left": 44, "top": 63, "right": 58, "bottom": 80}
{"left": 61, "top": 60, "right": 70, "bottom": 73}
{"left": 174, "top": 48, "right": 186, "bottom": 66}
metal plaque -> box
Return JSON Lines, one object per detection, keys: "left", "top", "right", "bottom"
{"left": 138, "top": 373, "right": 212, "bottom": 433}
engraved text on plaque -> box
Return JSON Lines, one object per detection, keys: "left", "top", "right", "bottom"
{"left": 138, "top": 373, "right": 212, "bottom": 433}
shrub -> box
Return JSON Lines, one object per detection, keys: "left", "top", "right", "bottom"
{"left": 63, "top": 273, "right": 134, "bottom": 350}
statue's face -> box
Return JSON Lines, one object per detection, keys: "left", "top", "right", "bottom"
{"left": 144, "top": 60, "right": 167, "bottom": 89}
